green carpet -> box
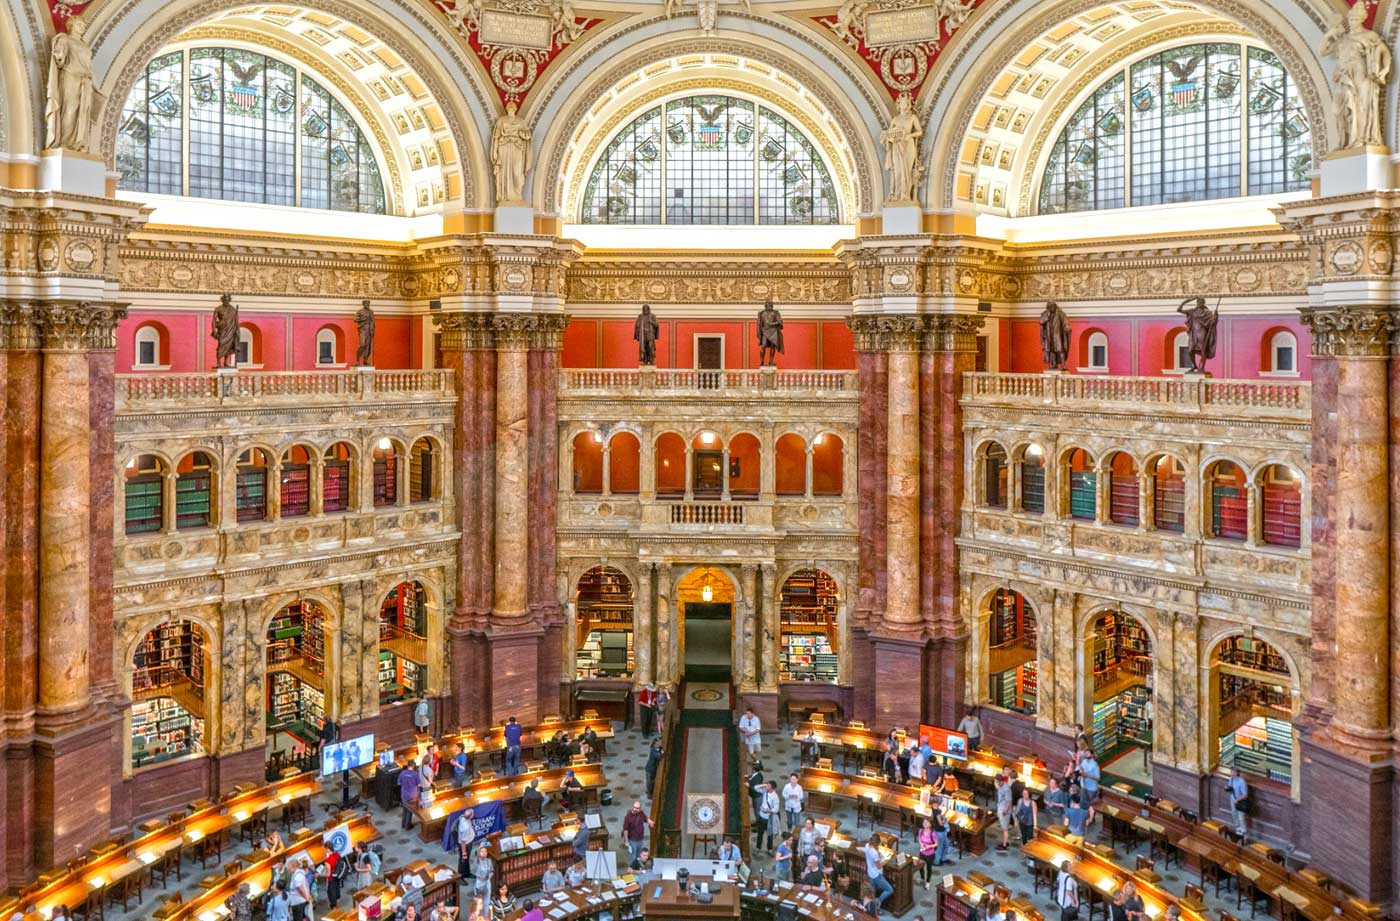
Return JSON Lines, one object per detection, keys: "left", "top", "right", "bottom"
{"left": 656, "top": 688, "right": 743, "bottom": 856}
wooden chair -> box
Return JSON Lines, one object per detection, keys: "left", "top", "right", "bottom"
{"left": 1181, "top": 885, "right": 1208, "bottom": 916}
{"left": 1133, "top": 855, "right": 1161, "bottom": 885}
{"left": 1199, "top": 852, "right": 1234, "bottom": 898}
{"left": 1235, "top": 871, "right": 1272, "bottom": 918}
{"left": 522, "top": 796, "right": 546, "bottom": 830}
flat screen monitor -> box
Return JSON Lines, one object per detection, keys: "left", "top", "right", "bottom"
{"left": 320, "top": 732, "right": 375, "bottom": 776}
{"left": 918, "top": 724, "right": 970, "bottom": 762}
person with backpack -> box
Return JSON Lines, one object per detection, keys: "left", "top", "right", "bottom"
{"left": 325, "top": 849, "right": 349, "bottom": 909}
{"left": 1055, "top": 861, "right": 1080, "bottom": 921}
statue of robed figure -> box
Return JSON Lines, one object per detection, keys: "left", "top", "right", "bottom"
{"left": 211, "top": 293, "right": 239, "bottom": 369}
{"left": 354, "top": 299, "right": 376, "bottom": 366}
{"left": 634, "top": 303, "right": 659, "bottom": 365}
{"left": 1039, "top": 301, "right": 1071, "bottom": 371}
{"left": 1177, "top": 296, "right": 1220, "bottom": 374}
{"left": 757, "top": 299, "right": 784, "bottom": 365}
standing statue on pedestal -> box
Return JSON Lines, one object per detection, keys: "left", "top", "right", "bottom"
{"left": 490, "top": 100, "right": 532, "bottom": 205}
{"left": 757, "top": 299, "right": 784, "bottom": 365}
{"left": 1177, "top": 296, "right": 1220, "bottom": 374}
{"left": 44, "top": 17, "right": 96, "bottom": 151}
{"left": 881, "top": 93, "right": 923, "bottom": 203}
{"left": 354, "top": 299, "right": 376, "bottom": 366}
{"left": 211, "top": 293, "right": 239, "bottom": 369}
{"left": 1321, "top": 2, "right": 1391, "bottom": 149}
{"left": 634, "top": 303, "right": 659, "bottom": 365}
{"left": 1039, "top": 301, "right": 1071, "bottom": 371}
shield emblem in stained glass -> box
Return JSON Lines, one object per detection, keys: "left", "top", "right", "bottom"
{"left": 1282, "top": 112, "right": 1307, "bottom": 141}
{"left": 1097, "top": 109, "right": 1122, "bottom": 137}
{"left": 783, "top": 163, "right": 806, "bottom": 184}
{"left": 120, "top": 114, "right": 150, "bottom": 143}
{"left": 761, "top": 137, "right": 784, "bottom": 161}
{"left": 1131, "top": 86, "right": 1154, "bottom": 111}
{"left": 190, "top": 73, "right": 216, "bottom": 104}
{"left": 1072, "top": 141, "right": 1096, "bottom": 166}
{"left": 666, "top": 122, "right": 687, "bottom": 145}
{"left": 636, "top": 137, "right": 660, "bottom": 161}
{"left": 697, "top": 123, "right": 724, "bottom": 148}
{"left": 1165, "top": 54, "right": 1201, "bottom": 107}
{"left": 1214, "top": 71, "right": 1239, "bottom": 99}
{"left": 330, "top": 143, "right": 353, "bottom": 167}
{"left": 304, "top": 110, "right": 329, "bottom": 137}
{"left": 1250, "top": 84, "right": 1281, "bottom": 115}
{"left": 272, "top": 86, "right": 296, "bottom": 115}
{"left": 734, "top": 121, "right": 753, "bottom": 145}
{"left": 615, "top": 164, "right": 637, "bottom": 186}
{"left": 1169, "top": 80, "right": 1198, "bottom": 107}
{"left": 230, "top": 84, "right": 259, "bottom": 112}
{"left": 149, "top": 86, "right": 180, "bottom": 117}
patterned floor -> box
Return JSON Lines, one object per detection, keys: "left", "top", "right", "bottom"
{"left": 107, "top": 717, "right": 1247, "bottom": 920}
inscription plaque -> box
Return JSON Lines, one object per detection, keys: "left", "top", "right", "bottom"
{"left": 865, "top": 6, "right": 941, "bottom": 46}
{"left": 479, "top": 9, "right": 553, "bottom": 49}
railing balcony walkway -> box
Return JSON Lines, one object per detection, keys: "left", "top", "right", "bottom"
{"left": 117, "top": 368, "right": 455, "bottom": 411}
{"left": 962, "top": 372, "right": 1309, "bottom": 421}
{"left": 561, "top": 366, "right": 858, "bottom": 397}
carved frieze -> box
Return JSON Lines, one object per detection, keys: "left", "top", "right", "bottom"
{"left": 566, "top": 262, "right": 851, "bottom": 305}
{"left": 37, "top": 301, "right": 126, "bottom": 350}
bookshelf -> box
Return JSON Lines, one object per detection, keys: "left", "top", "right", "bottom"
{"left": 1262, "top": 480, "right": 1301, "bottom": 547}
{"left": 1219, "top": 715, "right": 1293, "bottom": 784}
{"left": 1091, "top": 612, "right": 1151, "bottom": 691}
{"left": 984, "top": 452, "right": 1007, "bottom": 507}
{"left": 1092, "top": 695, "right": 1118, "bottom": 753}
{"left": 378, "top": 584, "right": 429, "bottom": 703}
{"left": 124, "top": 472, "right": 163, "bottom": 534}
{"left": 374, "top": 453, "right": 398, "bottom": 505}
{"left": 131, "top": 696, "right": 204, "bottom": 768}
{"left": 1108, "top": 471, "right": 1138, "bottom": 526}
{"left": 780, "top": 632, "right": 838, "bottom": 682}
{"left": 577, "top": 568, "right": 634, "bottom": 626}
{"left": 1116, "top": 685, "right": 1152, "bottom": 746}
{"left": 576, "top": 629, "right": 634, "bottom": 678}
{"left": 235, "top": 466, "right": 267, "bottom": 522}
{"left": 133, "top": 621, "right": 206, "bottom": 698}
{"left": 175, "top": 469, "right": 212, "bottom": 529}
{"left": 989, "top": 589, "right": 1034, "bottom": 647}
{"left": 1069, "top": 471, "right": 1096, "bottom": 520}
{"left": 280, "top": 463, "right": 310, "bottom": 518}
{"left": 323, "top": 457, "right": 350, "bottom": 512}
{"left": 1153, "top": 470, "right": 1185, "bottom": 532}
{"left": 990, "top": 660, "right": 1037, "bottom": 714}
{"left": 1216, "top": 636, "right": 1288, "bottom": 675}
{"left": 266, "top": 602, "right": 326, "bottom": 678}
{"left": 268, "top": 670, "right": 300, "bottom": 728}
{"left": 1211, "top": 484, "right": 1247, "bottom": 540}
{"left": 780, "top": 570, "right": 839, "bottom": 684}
{"left": 1020, "top": 459, "right": 1045, "bottom": 513}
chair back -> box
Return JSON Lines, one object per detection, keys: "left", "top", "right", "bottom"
{"left": 1135, "top": 856, "right": 1154, "bottom": 871}
{"left": 1186, "top": 884, "right": 1205, "bottom": 902}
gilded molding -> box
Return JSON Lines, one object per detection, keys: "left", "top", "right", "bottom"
{"left": 923, "top": 314, "right": 984, "bottom": 353}
{"left": 0, "top": 303, "right": 42, "bottom": 351}
{"left": 849, "top": 314, "right": 925, "bottom": 352}
{"left": 434, "top": 312, "right": 495, "bottom": 352}
{"left": 492, "top": 313, "right": 542, "bottom": 351}
{"left": 566, "top": 258, "right": 850, "bottom": 305}
{"left": 1300, "top": 306, "right": 1395, "bottom": 358}
{"left": 529, "top": 313, "right": 570, "bottom": 351}
{"left": 37, "top": 302, "right": 128, "bottom": 351}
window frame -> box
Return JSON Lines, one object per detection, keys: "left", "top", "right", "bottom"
{"left": 315, "top": 327, "right": 342, "bottom": 367}
{"left": 1083, "top": 331, "right": 1110, "bottom": 372}
{"left": 133, "top": 325, "right": 169, "bottom": 370}
{"left": 1263, "top": 329, "right": 1299, "bottom": 377}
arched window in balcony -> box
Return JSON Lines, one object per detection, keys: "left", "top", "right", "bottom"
{"left": 983, "top": 442, "right": 1008, "bottom": 508}
{"left": 1266, "top": 329, "right": 1297, "bottom": 375}
{"left": 779, "top": 569, "right": 839, "bottom": 683}
{"left": 176, "top": 451, "right": 216, "bottom": 530}
{"left": 279, "top": 446, "right": 312, "bottom": 518}
{"left": 124, "top": 454, "right": 166, "bottom": 534}
{"left": 1105, "top": 451, "right": 1139, "bottom": 526}
{"left": 235, "top": 448, "right": 271, "bottom": 522}
{"left": 1018, "top": 444, "right": 1045, "bottom": 514}
{"left": 1150, "top": 455, "right": 1186, "bottom": 532}
{"left": 811, "top": 433, "right": 843, "bottom": 497}
{"left": 316, "top": 327, "right": 341, "bottom": 366}
{"left": 1207, "top": 459, "right": 1248, "bottom": 540}
{"left": 323, "top": 443, "right": 353, "bottom": 513}
{"left": 1083, "top": 331, "right": 1109, "bottom": 372}
{"left": 1065, "top": 448, "right": 1096, "bottom": 520}
{"left": 410, "top": 437, "right": 436, "bottom": 503}
{"left": 575, "top": 566, "right": 634, "bottom": 679}
{"left": 134, "top": 324, "right": 167, "bottom": 369}
{"left": 236, "top": 325, "right": 258, "bottom": 367}
{"left": 655, "top": 433, "right": 686, "bottom": 498}
{"left": 379, "top": 581, "right": 429, "bottom": 705}
{"left": 775, "top": 433, "right": 807, "bottom": 496}
{"left": 573, "top": 431, "right": 604, "bottom": 494}
{"left": 609, "top": 432, "right": 641, "bottom": 495}
{"left": 131, "top": 620, "right": 208, "bottom": 769}
{"left": 1260, "top": 464, "right": 1302, "bottom": 548}
{"left": 372, "top": 438, "right": 398, "bottom": 507}
{"left": 691, "top": 431, "right": 725, "bottom": 498}
{"left": 1169, "top": 330, "right": 1191, "bottom": 372}
{"left": 729, "top": 433, "right": 761, "bottom": 499}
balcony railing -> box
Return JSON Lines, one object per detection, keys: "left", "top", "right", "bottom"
{"left": 670, "top": 502, "right": 746, "bottom": 525}
{"left": 962, "top": 372, "right": 1309, "bottom": 419}
{"left": 561, "top": 367, "right": 858, "bottom": 397}
{"left": 117, "top": 368, "right": 455, "bottom": 411}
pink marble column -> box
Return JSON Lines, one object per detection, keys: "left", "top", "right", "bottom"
{"left": 883, "top": 325, "right": 923, "bottom": 631}
{"left": 493, "top": 318, "right": 532, "bottom": 623}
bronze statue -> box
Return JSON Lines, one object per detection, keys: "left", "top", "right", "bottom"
{"left": 1039, "top": 301, "right": 1071, "bottom": 371}
{"left": 211, "top": 293, "right": 239, "bottom": 369}
{"left": 757, "top": 299, "right": 784, "bottom": 365}
{"left": 354, "top": 299, "right": 375, "bottom": 366}
{"left": 634, "top": 303, "right": 659, "bottom": 365}
{"left": 1177, "top": 296, "right": 1220, "bottom": 374}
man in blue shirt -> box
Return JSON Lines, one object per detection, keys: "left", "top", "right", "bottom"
{"left": 451, "top": 742, "right": 470, "bottom": 786}
{"left": 1228, "top": 768, "right": 1250, "bottom": 838}
{"left": 1063, "top": 794, "right": 1089, "bottom": 838}
{"left": 504, "top": 716, "right": 524, "bottom": 775}
{"left": 1079, "top": 749, "right": 1101, "bottom": 804}
{"left": 399, "top": 758, "right": 421, "bottom": 829}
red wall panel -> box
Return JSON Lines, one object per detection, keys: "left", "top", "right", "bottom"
{"left": 118, "top": 313, "right": 203, "bottom": 372}
{"left": 673, "top": 321, "right": 746, "bottom": 368}
{"left": 822, "top": 321, "right": 855, "bottom": 370}
{"left": 562, "top": 319, "right": 597, "bottom": 368}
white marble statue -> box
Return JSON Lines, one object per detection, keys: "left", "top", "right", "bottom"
{"left": 552, "top": 0, "right": 585, "bottom": 42}
{"left": 881, "top": 92, "right": 923, "bottom": 203}
{"left": 832, "top": 0, "right": 868, "bottom": 45}
{"left": 935, "top": 0, "right": 974, "bottom": 31}
{"left": 491, "top": 100, "right": 532, "bottom": 205}
{"left": 1321, "top": 2, "right": 1391, "bottom": 149}
{"left": 44, "top": 17, "right": 95, "bottom": 151}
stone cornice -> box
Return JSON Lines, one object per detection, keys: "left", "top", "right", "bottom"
{"left": 1300, "top": 306, "right": 1395, "bottom": 359}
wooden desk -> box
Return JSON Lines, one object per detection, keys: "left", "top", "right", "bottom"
{"left": 1023, "top": 833, "right": 1207, "bottom": 921}
{"left": 410, "top": 764, "right": 608, "bottom": 843}
{"left": 799, "top": 767, "right": 991, "bottom": 857}
{"left": 387, "top": 718, "right": 617, "bottom": 772}
{"left": 642, "top": 879, "right": 741, "bottom": 921}
{"left": 958, "top": 753, "right": 1052, "bottom": 803}
{"left": 790, "top": 723, "right": 889, "bottom": 772}
{"left": 819, "top": 831, "right": 915, "bottom": 916}
{"left": 487, "top": 820, "right": 610, "bottom": 890}
{"left": 742, "top": 879, "right": 875, "bottom": 921}
{"left": 325, "top": 860, "right": 460, "bottom": 920}
{"left": 502, "top": 879, "right": 643, "bottom": 921}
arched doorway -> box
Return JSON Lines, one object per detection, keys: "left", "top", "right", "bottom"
{"left": 985, "top": 589, "right": 1037, "bottom": 715}
{"left": 265, "top": 600, "right": 330, "bottom": 769}
{"left": 1087, "top": 610, "right": 1153, "bottom": 786}
{"left": 677, "top": 567, "right": 735, "bottom": 683}
{"left": 1211, "top": 635, "right": 1297, "bottom": 787}
{"left": 379, "top": 582, "right": 430, "bottom": 706}
{"left": 779, "top": 570, "right": 838, "bottom": 683}
{"left": 575, "top": 566, "right": 635, "bottom": 679}
{"left": 131, "top": 619, "right": 209, "bottom": 769}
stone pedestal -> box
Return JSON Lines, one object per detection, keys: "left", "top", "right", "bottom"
{"left": 39, "top": 149, "right": 108, "bottom": 197}
{"left": 495, "top": 205, "right": 535, "bottom": 234}
{"left": 1298, "top": 731, "right": 1395, "bottom": 901}
{"left": 489, "top": 629, "right": 544, "bottom": 724}
{"left": 869, "top": 634, "right": 925, "bottom": 728}
{"left": 1319, "top": 147, "right": 1391, "bottom": 197}
{"left": 882, "top": 204, "right": 921, "bottom": 235}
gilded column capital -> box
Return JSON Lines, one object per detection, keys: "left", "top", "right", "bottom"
{"left": 433, "top": 312, "right": 494, "bottom": 351}
{"left": 1299, "top": 305, "right": 1394, "bottom": 358}
{"left": 36, "top": 302, "right": 126, "bottom": 351}
{"left": 922, "top": 314, "right": 984, "bottom": 353}
{"left": 528, "top": 313, "right": 570, "bottom": 351}
{"left": 848, "top": 314, "right": 926, "bottom": 352}
{"left": 492, "top": 313, "right": 538, "bottom": 351}
{"left": 0, "top": 302, "right": 42, "bottom": 350}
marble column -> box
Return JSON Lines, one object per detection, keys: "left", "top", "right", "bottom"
{"left": 655, "top": 565, "right": 673, "bottom": 686}
{"left": 740, "top": 563, "right": 760, "bottom": 692}
{"left": 883, "top": 320, "right": 924, "bottom": 631}
{"left": 493, "top": 317, "right": 532, "bottom": 622}
{"left": 1171, "top": 612, "right": 1201, "bottom": 772}
{"left": 339, "top": 579, "right": 366, "bottom": 723}
{"left": 760, "top": 563, "right": 779, "bottom": 692}
{"left": 635, "top": 565, "right": 655, "bottom": 686}
{"left": 1051, "top": 590, "right": 1077, "bottom": 732}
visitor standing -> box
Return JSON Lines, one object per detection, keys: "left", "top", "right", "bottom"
{"left": 916, "top": 817, "right": 937, "bottom": 888}
{"left": 623, "top": 800, "right": 653, "bottom": 864}
{"left": 1055, "top": 861, "right": 1079, "bottom": 921}
{"left": 414, "top": 697, "right": 432, "bottom": 735}
{"left": 637, "top": 685, "right": 657, "bottom": 736}
{"left": 399, "top": 759, "right": 421, "bottom": 830}
{"left": 645, "top": 737, "right": 664, "bottom": 797}
{"left": 1014, "top": 786, "right": 1038, "bottom": 844}
{"left": 738, "top": 707, "right": 762, "bottom": 756}
{"left": 956, "top": 709, "right": 983, "bottom": 755}
{"left": 503, "top": 716, "right": 523, "bottom": 775}
{"left": 451, "top": 743, "right": 470, "bottom": 786}
{"left": 756, "top": 782, "right": 781, "bottom": 852}
{"left": 862, "top": 838, "right": 894, "bottom": 908}
{"left": 994, "top": 774, "right": 1013, "bottom": 852}
{"left": 1228, "top": 768, "right": 1250, "bottom": 838}
{"left": 781, "top": 773, "right": 806, "bottom": 830}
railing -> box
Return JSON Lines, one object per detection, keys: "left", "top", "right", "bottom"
{"left": 670, "top": 502, "right": 746, "bottom": 525}
{"left": 117, "top": 368, "right": 455, "bottom": 411}
{"left": 962, "top": 372, "right": 1310, "bottom": 418}
{"left": 561, "top": 367, "right": 858, "bottom": 396}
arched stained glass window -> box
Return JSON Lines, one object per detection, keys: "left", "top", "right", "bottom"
{"left": 580, "top": 94, "right": 839, "bottom": 225}
{"left": 1038, "top": 43, "right": 1310, "bottom": 214}
{"left": 117, "top": 47, "right": 387, "bottom": 214}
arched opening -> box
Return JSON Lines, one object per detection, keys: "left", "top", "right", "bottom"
{"left": 729, "top": 433, "right": 761, "bottom": 499}
{"left": 779, "top": 570, "right": 839, "bottom": 683}
{"left": 1018, "top": 444, "right": 1045, "bottom": 514}
{"left": 1211, "top": 635, "right": 1296, "bottom": 786}
{"left": 124, "top": 454, "right": 167, "bottom": 535}
{"left": 372, "top": 438, "right": 399, "bottom": 507}
{"left": 266, "top": 600, "right": 330, "bottom": 769}
{"left": 1164, "top": 329, "right": 1190, "bottom": 373}
{"left": 1082, "top": 331, "right": 1109, "bottom": 372}
{"left": 1207, "top": 460, "right": 1248, "bottom": 540}
{"left": 985, "top": 589, "right": 1036, "bottom": 715}
{"left": 811, "top": 433, "right": 843, "bottom": 497}
{"left": 1089, "top": 611, "right": 1153, "bottom": 776}
{"left": 176, "top": 451, "right": 215, "bottom": 530}
{"left": 1065, "top": 448, "right": 1096, "bottom": 520}
{"left": 655, "top": 433, "right": 686, "bottom": 498}
{"left": 609, "top": 432, "right": 641, "bottom": 495}
{"left": 235, "top": 448, "right": 271, "bottom": 522}
{"left": 323, "top": 443, "right": 353, "bottom": 513}
{"left": 573, "top": 431, "right": 604, "bottom": 494}
{"left": 774, "top": 433, "right": 807, "bottom": 496}
{"left": 1260, "top": 464, "right": 1302, "bottom": 548}
{"left": 1265, "top": 329, "right": 1298, "bottom": 375}
{"left": 410, "top": 437, "right": 436, "bottom": 503}
{"left": 132, "top": 620, "right": 208, "bottom": 769}
{"left": 134, "top": 323, "right": 168, "bottom": 369}
{"left": 691, "top": 431, "right": 725, "bottom": 498}
{"left": 575, "top": 567, "right": 634, "bottom": 679}
{"left": 1105, "top": 451, "right": 1139, "bottom": 526}
{"left": 279, "top": 445, "right": 313, "bottom": 518}
{"left": 982, "top": 442, "right": 1008, "bottom": 508}
{"left": 236, "top": 325, "right": 259, "bottom": 366}
{"left": 316, "top": 326, "right": 342, "bottom": 366}
{"left": 677, "top": 567, "right": 735, "bottom": 683}
{"left": 1150, "top": 455, "right": 1186, "bottom": 532}
{"left": 379, "top": 582, "right": 429, "bottom": 705}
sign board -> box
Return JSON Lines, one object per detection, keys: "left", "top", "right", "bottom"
{"left": 479, "top": 10, "right": 554, "bottom": 50}
{"left": 865, "top": 6, "right": 941, "bottom": 46}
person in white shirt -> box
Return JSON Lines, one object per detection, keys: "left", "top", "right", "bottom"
{"left": 908, "top": 744, "right": 927, "bottom": 784}
{"left": 737, "top": 707, "right": 762, "bottom": 755}
{"left": 1055, "top": 860, "right": 1080, "bottom": 921}
{"left": 287, "top": 856, "right": 314, "bottom": 921}
{"left": 780, "top": 773, "right": 806, "bottom": 831}
{"left": 717, "top": 838, "right": 742, "bottom": 862}
{"left": 956, "top": 709, "right": 983, "bottom": 754}
{"left": 756, "top": 782, "right": 781, "bottom": 851}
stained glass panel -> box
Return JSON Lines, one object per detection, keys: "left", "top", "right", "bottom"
{"left": 757, "top": 106, "right": 838, "bottom": 224}
{"left": 115, "top": 51, "right": 183, "bottom": 195}
{"left": 1247, "top": 47, "right": 1311, "bottom": 195}
{"left": 1038, "top": 74, "right": 1124, "bottom": 214}
{"left": 581, "top": 106, "right": 663, "bottom": 224}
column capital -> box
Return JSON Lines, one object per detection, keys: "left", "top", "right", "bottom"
{"left": 0, "top": 302, "right": 42, "bottom": 350}
{"left": 740, "top": 562, "right": 759, "bottom": 577}
{"left": 36, "top": 301, "right": 126, "bottom": 351}
{"left": 1299, "top": 305, "right": 1394, "bottom": 358}
{"left": 848, "top": 314, "right": 925, "bottom": 352}
{"left": 922, "top": 313, "right": 984, "bottom": 353}
{"left": 433, "top": 311, "right": 495, "bottom": 351}
{"left": 528, "top": 313, "right": 569, "bottom": 351}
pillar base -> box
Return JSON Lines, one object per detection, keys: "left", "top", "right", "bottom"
{"left": 448, "top": 622, "right": 490, "bottom": 730}
{"left": 1298, "top": 727, "right": 1395, "bottom": 905}
{"left": 488, "top": 627, "right": 545, "bottom": 724}
{"left": 869, "top": 633, "right": 927, "bottom": 728}
{"left": 34, "top": 713, "right": 119, "bottom": 868}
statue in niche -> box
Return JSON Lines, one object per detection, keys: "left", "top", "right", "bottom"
{"left": 757, "top": 299, "right": 784, "bottom": 365}
{"left": 1039, "top": 301, "right": 1071, "bottom": 371}
{"left": 881, "top": 93, "right": 922, "bottom": 203}
{"left": 355, "top": 299, "right": 376, "bottom": 366}
{"left": 490, "top": 100, "right": 532, "bottom": 205}
{"left": 44, "top": 16, "right": 96, "bottom": 151}
{"left": 1322, "top": 2, "right": 1391, "bottom": 149}
{"left": 1177, "top": 296, "right": 1220, "bottom": 374}
{"left": 211, "top": 293, "right": 239, "bottom": 369}
{"left": 634, "top": 303, "right": 659, "bottom": 365}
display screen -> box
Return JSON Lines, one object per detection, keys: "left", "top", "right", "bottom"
{"left": 917, "top": 724, "right": 970, "bottom": 762}
{"left": 320, "top": 733, "right": 375, "bottom": 776}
